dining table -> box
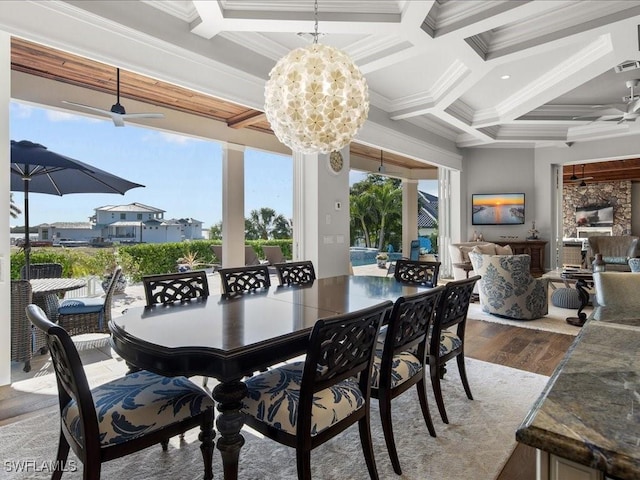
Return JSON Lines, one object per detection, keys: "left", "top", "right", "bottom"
{"left": 30, "top": 277, "right": 87, "bottom": 322}
{"left": 109, "top": 275, "right": 429, "bottom": 480}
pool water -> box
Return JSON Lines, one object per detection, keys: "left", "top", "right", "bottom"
{"left": 349, "top": 248, "right": 403, "bottom": 266}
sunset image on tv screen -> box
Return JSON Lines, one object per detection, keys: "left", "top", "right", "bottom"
{"left": 472, "top": 193, "right": 525, "bottom": 225}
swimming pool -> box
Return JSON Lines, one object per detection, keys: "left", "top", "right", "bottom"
{"left": 349, "top": 247, "right": 403, "bottom": 266}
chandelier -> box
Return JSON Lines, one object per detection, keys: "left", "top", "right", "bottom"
{"left": 264, "top": 0, "right": 369, "bottom": 154}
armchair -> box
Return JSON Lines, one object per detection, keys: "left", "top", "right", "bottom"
{"left": 587, "top": 236, "right": 640, "bottom": 271}
{"left": 468, "top": 252, "right": 549, "bottom": 320}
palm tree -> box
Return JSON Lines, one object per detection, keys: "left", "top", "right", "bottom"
{"left": 245, "top": 207, "right": 291, "bottom": 240}
{"left": 371, "top": 182, "right": 402, "bottom": 251}
{"left": 350, "top": 192, "right": 374, "bottom": 247}
{"left": 10, "top": 193, "right": 21, "bottom": 219}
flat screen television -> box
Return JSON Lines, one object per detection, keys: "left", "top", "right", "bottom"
{"left": 472, "top": 193, "right": 525, "bottom": 225}
{"left": 576, "top": 204, "right": 613, "bottom": 227}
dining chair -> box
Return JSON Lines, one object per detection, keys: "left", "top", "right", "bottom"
{"left": 10, "top": 280, "right": 47, "bottom": 372}
{"left": 218, "top": 265, "right": 271, "bottom": 296}
{"left": 57, "top": 267, "right": 122, "bottom": 336}
{"left": 393, "top": 259, "right": 441, "bottom": 287}
{"left": 143, "top": 270, "right": 210, "bottom": 306}
{"left": 25, "top": 304, "right": 215, "bottom": 480}
{"left": 263, "top": 245, "right": 288, "bottom": 265}
{"left": 274, "top": 260, "right": 316, "bottom": 286}
{"left": 20, "top": 262, "right": 63, "bottom": 279}
{"left": 370, "top": 286, "right": 444, "bottom": 474}
{"left": 241, "top": 301, "right": 392, "bottom": 480}
{"left": 429, "top": 275, "right": 481, "bottom": 424}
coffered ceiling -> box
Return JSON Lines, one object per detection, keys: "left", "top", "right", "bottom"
{"left": 3, "top": 1, "right": 640, "bottom": 164}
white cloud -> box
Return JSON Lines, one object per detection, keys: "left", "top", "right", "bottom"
{"left": 11, "top": 103, "right": 33, "bottom": 119}
{"left": 46, "top": 110, "right": 102, "bottom": 123}
{"left": 157, "top": 131, "right": 201, "bottom": 145}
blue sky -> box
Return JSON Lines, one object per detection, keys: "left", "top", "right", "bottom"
{"left": 10, "top": 102, "right": 437, "bottom": 228}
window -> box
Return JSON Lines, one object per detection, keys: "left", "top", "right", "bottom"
{"left": 120, "top": 213, "right": 126, "bottom": 220}
{"left": 137, "top": 213, "right": 142, "bottom": 220}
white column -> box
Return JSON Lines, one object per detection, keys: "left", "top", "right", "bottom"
{"left": 402, "top": 180, "right": 419, "bottom": 255}
{"left": 292, "top": 147, "right": 350, "bottom": 278}
{"left": 222, "top": 143, "right": 245, "bottom": 268}
{"left": 0, "top": 32, "right": 11, "bottom": 385}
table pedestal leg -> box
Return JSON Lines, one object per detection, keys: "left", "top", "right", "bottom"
{"left": 212, "top": 380, "right": 247, "bottom": 480}
{"left": 566, "top": 278, "right": 591, "bottom": 327}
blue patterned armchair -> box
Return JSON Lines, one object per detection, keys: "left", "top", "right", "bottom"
{"left": 468, "top": 252, "right": 549, "bottom": 320}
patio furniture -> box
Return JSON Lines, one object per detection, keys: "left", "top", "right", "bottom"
{"left": 387, "top": 239, "right": 420, "bottom": 276}
{"left": 20, "top": 262, "right": 63, "bottom": 280}
{"left": 26, "top": 303, "right": 215, "bottom": 480}
{"left": 263, "top": 245, "right": 288, "bottom": 265}
{"left": 245, "top": 245, "right": 266, "bottom": 266}
{"left": 211, "top": 245, "right": 222, "bottom": 265}
{"left": 11, "top": 280, "right": 47, "bottom": 372}
{"left": 469, "top": 252, "right": 549, "bottom": 321}
{"left": 371, "top": 287, "right": 444, "bottom": 474}
{"left": 393, "top": 259, "right": 440, "bottom": 287}
{"left": 143, "top": 270, "right": 210, "bottom": 306}
{"left": 57, "top": 267, "right": 122, "bottom": 336}
{"left": 218, "top": 265, "right": 271, "bottom": 297}
{"left": 274, "top": 260, "right": 316, "bottom": 286}
{"left": 429, "top": 275, "right": 480, "bottom": 424}
{"left": 30, "top": 277, "right": 87, "bottom": 323}
{"left": 240, "top": 301, "right": 391, "bottom": 480}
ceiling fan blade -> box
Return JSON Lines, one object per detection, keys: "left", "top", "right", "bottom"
{"left": 121, "top": 113, "right": 165, "bottom": 120}
{"left": 61, "top": 100, "right": 112, "bottom": 116}
{"left": 111, "top": 114, "right": 126, "bottom": 127}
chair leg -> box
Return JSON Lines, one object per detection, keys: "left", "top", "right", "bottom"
{"left": 378, "top": 391, "right": 402, "bottom": 474}
{"left": 52, "top": 430, "right": 70, "bottom": 480}
{"left": 199, "top": 411, "right": 215, "bottom": 480}
{"left": 160, "top": 438, "right": 169, "bottom": 451}
{"left": 358, "top": 416, "right": 379, "bottom": 480}
{"left": 456, "top": 354, "right": 473, "bottom": 400}
{"left": 296, "top": 449, "right": 312, "bottom": 480}
{"left": 430, "top": 361, "right": 449, "bottom": 424}
{"left": 416, "top": 378, "right": 436, "bottom": 437}
{"left": 23, "top": 360, "right": 31, "bottom": 373}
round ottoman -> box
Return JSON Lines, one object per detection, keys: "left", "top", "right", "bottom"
{"left": 551, "top": 287, "right": 581, "bottom": 309}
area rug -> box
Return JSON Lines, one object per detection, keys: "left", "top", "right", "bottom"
{"left": 0, "top": 359, "right": 548, "bottom": 480}
{"left": 467, "top": 301, "right": 586, "bottom": 336}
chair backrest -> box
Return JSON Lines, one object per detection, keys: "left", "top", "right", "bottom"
{"left": 263, "top": 245, "right": 287, "bottom": 265}
{"left": 409, "top": 240, "right": 420, "bottom": 261}
{"left": 143, "top": 270, "right": 210, "bottom": 306}
{"left": 394, "top": 259, "right": 441, "bottom": 287}
{"left": 26, "top": 304, "right": 101, "bottom": 450}
{"left": 10, "top": 280, "right": 34, "bottom": 363}
{"left": 102, "top": 266, "right": 123, "bottom": 324}
{"left": 594, "top": 272, "right": 640, "bottom": 308}
{"left": 211, "top": 245, "right": 222, "bottom": 263}
{"left": 274, "top": 260, "right": 316, "bottom": 286}
{"left": 378, "top": 287, "right": 444, "bottom": 377}
{"left": 299, "top": 301, "right": 391, "bottom": 428}
{"left": 218, "top": 265, "right": 271, "bottom": 296}
{"left": 245, "top": 246, "right": 261, "bottom": 266}
{"left": 21, "top": 262, "right": 63, "bottom": 280}
{"left": 431, "top": 276, "right": 480, "bottom": 354}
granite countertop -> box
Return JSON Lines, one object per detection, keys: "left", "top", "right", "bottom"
{"left": 516, "top": 307, "right": 640, "bottom": 479}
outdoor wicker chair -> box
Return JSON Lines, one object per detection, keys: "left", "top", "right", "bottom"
{"left": 11, "top": 280, "right": 47, "bottom": 372}
{"left": 143, "top": 270, "right": 210, "bottom": 306}
{"left": 57, "top": 267, "right": 122, "bottom": 336}
{"left": 20, "top": 262, "right": 63, "bottom": 280}
{"left": 274, "top": 260, "right": 316, "bottom": 286}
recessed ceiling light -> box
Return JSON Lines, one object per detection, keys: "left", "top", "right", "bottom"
{"left": 500, "top": 74, "right": 511, "bottom": 80}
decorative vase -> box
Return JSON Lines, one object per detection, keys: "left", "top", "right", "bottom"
{"left": 102, "top": 274, "right": 127, "bottom": 295}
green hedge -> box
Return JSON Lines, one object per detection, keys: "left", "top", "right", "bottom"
{"left": 10, "top": 239, "right": 293, "bottom": 282}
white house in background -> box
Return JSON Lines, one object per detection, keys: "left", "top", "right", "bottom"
{"left": 35, "top": 203, "right": 204, "bottom": 244}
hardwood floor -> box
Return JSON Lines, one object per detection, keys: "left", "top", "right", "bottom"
{"left": 0, "top": 317, "right": 577, "bottom": 479}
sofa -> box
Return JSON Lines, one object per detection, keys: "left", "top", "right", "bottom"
{"left": 448, "top": 242, "right": 513, "bottom": 294}
{"left": 468, "top": 252, "right": 549, "bottom": 320}
{"left": 587, "top": 236, "right": 640, "bottom": 272}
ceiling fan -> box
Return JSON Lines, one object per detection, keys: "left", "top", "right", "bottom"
{"left": 62, "top": 68, "right": 164, "bottom": 127}
{"left": 568, "top": 164, "right": 593, "bottom": 184}
{"left": 575, "top": 79, "right": 640, "bottom": 124}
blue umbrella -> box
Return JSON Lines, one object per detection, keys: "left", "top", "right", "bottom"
{"left": 10, "top": 140, "right": 144, "bottom": 279}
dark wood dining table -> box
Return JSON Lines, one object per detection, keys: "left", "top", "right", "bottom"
{"left": 30, "top": 277, "right": 87, "bottom": 322}
{"left": 109, "top": 275, "right": 428, "bottom": 480}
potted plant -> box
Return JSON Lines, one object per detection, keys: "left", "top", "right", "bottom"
{"left": 176, "top": 250, "right": 212, "bottom": 272}
{"left": 376, "top": 252, "right": 389, "bottom": 268}
{"left": 94, "top": 248, "right": 139, "bottom": 295}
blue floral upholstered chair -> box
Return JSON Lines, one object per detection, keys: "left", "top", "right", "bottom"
{"left": 25, "top": 304, "right": 215, "bottom": 480}
{"left": 240, "top": 301, "right": 392, "bottom": 480}
{"left": 468, "top": 252, "right": 549, "bottom": 320}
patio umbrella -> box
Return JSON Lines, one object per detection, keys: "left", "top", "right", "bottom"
{"left": 10, "top": 140, "right": 144, "bottom": 279}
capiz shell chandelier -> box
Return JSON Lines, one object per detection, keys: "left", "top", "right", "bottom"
{"left": 264, "top": 3, "right": 369, "bottom": 154}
